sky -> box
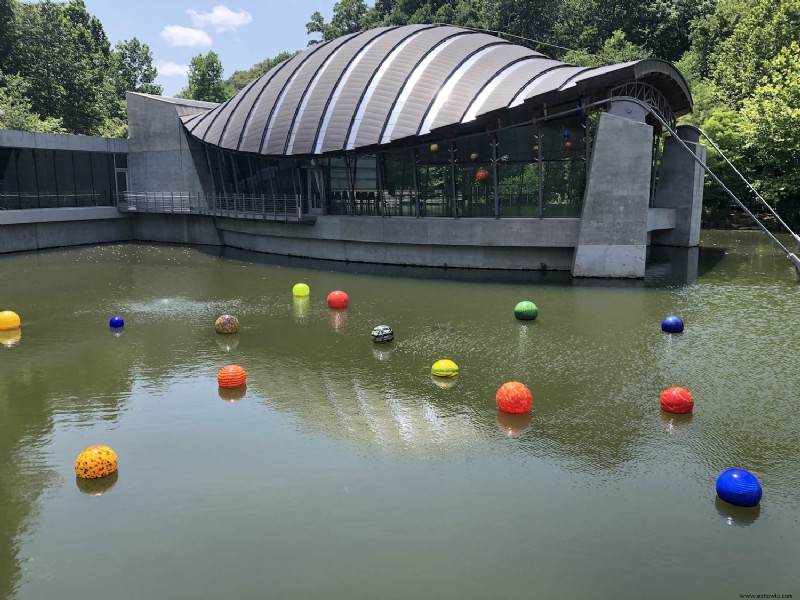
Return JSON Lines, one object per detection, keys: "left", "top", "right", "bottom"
{"left": 82, "top": 1, "right": 340, "bottom": 97}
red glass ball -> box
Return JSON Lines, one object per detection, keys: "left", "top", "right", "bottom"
{"left": 327, "top": 290, "right": 349, "bottom": 309}
{"left": 660, "top": 386, "right": 694, "bottom": 414}
{"left": 496, "top": 381, "right": 533, "bottom": 414}
{"left": 563, "top": 141, "right": 574, "bottom": 151}
{"left": 475, "top": 168, "right": 490, "bottom": 183}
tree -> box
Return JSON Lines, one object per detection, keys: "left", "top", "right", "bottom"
{"left": 180, "top": 51, "right": 231, "bottom": 102}
{"left": 0, "top": 0, "right": 17, "bottom": 75}
{"left": 307, "top": 0, "right": 368, "bottom": 44}
{"left": 11, "top": 0, "right": 113, "bottom": 134}
{"left": 740, "top": 41, "right": 800, "bottom": 219}
{"left": 712, "top": 0, "right": 800, "bottom": 106}
{"left": 562, "top": 30, "right": 650, "bottom": 66}
{"left": 0, "top": 72, "right": 64, "bottom": 132}
{"left": 226, "top": 51, "right": 296, "bottom": 93}
{"left": 110, "top": 38, "right": 162, "bottom": 98}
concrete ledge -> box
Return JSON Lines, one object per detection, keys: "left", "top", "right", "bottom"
{"left": 647, "top": 208, "right": 676, "bottom": 232}
{"left": 0, "top": 130, "right": 128, "bottom": 153}
{"left": 0, "top": 207, "right": 129, "bottom": 225}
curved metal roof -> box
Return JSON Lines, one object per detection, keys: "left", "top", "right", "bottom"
{"left": 183, "top": 24, "right": 692, "bottom": 156}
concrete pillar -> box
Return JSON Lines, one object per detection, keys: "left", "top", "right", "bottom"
{"left": 650, "top": 125, "right": 706, "bottom": 247}
{"left": 572, "top": 112, "right": 654, "bottom": 278}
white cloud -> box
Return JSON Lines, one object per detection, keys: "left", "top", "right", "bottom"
{"left": 187, "top": 4, "right": 253, "bottom": 32}
{"left": 155, "top": 61, "right": 189, "bottom": 77}
{"left": 161, "top": 25, "right": 212, "bottom": 47}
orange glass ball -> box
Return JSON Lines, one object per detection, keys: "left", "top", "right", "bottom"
{"left": 660, "top": 386, "right": 694, "bottom": 414}
{"left": 75, "top": 445, "right": 118, "bottom": 479}
{"left": 476, "top": 168, "right": 490, "bottom": 183}
{"left": 327, "top": 290, "right": 349, "bottom": 309}
{"left": 563, "top": 141, "right": 574, "bottom": 151}
{"left": 218, "top": 364, "right": 247, "bottom": 389}
{"left": 496, "top": 381, "right": 533, "bottom": 414}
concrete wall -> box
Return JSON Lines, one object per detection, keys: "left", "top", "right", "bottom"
{"left": 126, "top": 93, "right": 214, "bottom": 195}
{"left": 572, "top": 112, "right": 654, "bottom": 278}
{"left": 0, "top": 130, "right": 128, "bottom": 153}
{"left": 0, "top": 207, "right": 132, "bottom": 253}
{"left": 171, "top": 214, "right": 578, "bottom": 271}
{"left": 651, "top": 126, "right": 706, "bottom": 247}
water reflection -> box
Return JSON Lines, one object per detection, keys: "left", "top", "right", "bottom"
{"left": 218, "top": 385, "right": 247, "bottom": 403}
{"left": 215, "top": 333, "right": 240, "bottom": 352}
{"left": 659, "top": 411, "right": 693, "bottom": 435}
{"left": 0, "top": 329, "right": 22, "bottom": 347}
{"left": 75, "top": 471, "right": 119, "bottom": 496}
{"left": 715, "top": 496, "right": 761, "bottom": 527}
{"left": 327, "top": 308, "right": 348, "bottom": 333}
{"left": 496, "top": 410, "right": 532, "bottom": 438}
{"left": 292, "top": 297, "right": 309, "bottom": 321}
{"left": 430, "top": 374, "right": 457, "bottom": 389}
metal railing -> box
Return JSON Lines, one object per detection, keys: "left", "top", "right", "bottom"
{"left": 118, "top": 191, "right": 309, "bottom": 222}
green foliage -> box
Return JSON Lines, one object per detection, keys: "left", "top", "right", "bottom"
{"left": 712, "top": 0, "right": 800, "bottom": 106}
{"left": 740, "top": 41, "right": 800, "bottom": 219}
{"left": 562, "top": 30, "right": 650, "bottom": 67}
{"left": 307, "top": 0, "right": 369, "bottom": 44}
{"left": 0, "top": 72, "right": 65, "bottom": 132}
{"left": 226, "top": 51, "right": 297, "bottom": 93}
{"left": 110, "top": 38, "right": 162, "bottom": 98}
{"left": 179, "top": 51, "right": 232, "bottom": 103}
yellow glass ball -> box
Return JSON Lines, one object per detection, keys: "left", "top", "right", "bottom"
{"left": 431, "top": 359, "right": 459, "bottom": 378}
{"left": 75, "top": 445, "right": 118, "bottom": 479}
{"left": 0, "top": 310, "right": 21, "bottom": 331}
{"left": 430, "top": 143, "right": 439, "bottom": 153}
{"left": 292, "top": 282, "right": 310, "bottom": 297}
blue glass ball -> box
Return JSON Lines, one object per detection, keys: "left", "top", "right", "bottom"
{"left": 562, "top": 129, "right": 570, "bottom": 138}
{"left": 661, "top": 315, "right": 684, "bottom": 333}
{"left": 716, "top": 468, "right": 762, "bottom": 507}
{"left": 109, "top": 316, "right": 125, "bottom": 329}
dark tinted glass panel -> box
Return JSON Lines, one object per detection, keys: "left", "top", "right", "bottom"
{"left": 498, "top": 162, "right": 539, "bottom": 217}
{"left": 55, "top": 151, "right": 76, "bottom": 206}
{"left": 208, "top": 148, "right": 224, "bottom": 195}
{"left": 455, "top": 133, "right": 493, "bottom": 217}
{"left": 35, "top": 150, "right": 57, "bottom": 207}
{"left": 114, "top": 153, "right": 128, "bottom": 169}
{"left": 541, "top": 160, "right": 584, "bottom": 217}
{"left": 0, "top": 148, "right": 19, "bottom": 208}
{"left": 15, "top": 148, "right": 38, "bottom": 208}
{"left": 90, "top": 153, "right": 113, "bottom": 205}
{"left": 381, "top": 150, "right": 415, "bottom": 216}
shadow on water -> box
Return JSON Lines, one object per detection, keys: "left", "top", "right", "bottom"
{"left": 196, "top": 244, "right": 713, "bottom": 289}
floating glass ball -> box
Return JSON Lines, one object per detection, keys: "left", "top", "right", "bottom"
{"left": 514, "top": 301, "right": 538, "bottom": 321}
{"left": 371, "top": 325, "right": 394, "bottom": 343}
{"left": 327, "top": 290, "right": 349, "bottom": 309}
{"left": 563, "top": 141, "right": 574, "bottom": 151}
{"left": 496, "top": 381, "right": 533, "bottom": 414}
{"left": 0, "top": 310, "right": 20, "bottom": 331}
{"left": 716, "top": 468, "right": 762, "bottom": 507}
{"left": 109, "top": 316, "right": 125, "bottom": 329}
{"left": 215, "top": 314, "right": 240, "bottom": 334}
{"left": 660, "top": 386, "right": 694, "bottom": 414}
{"left": 470, "top": 152, "right": 479, "bottom": 161}
{"left": 431, "top": 359, "right": 459, "bottom": 378}
{"left": 562, "top": 129, "right": 570, "bottom": 139}
{"left": 430, "top": 143, "right": 439, "bottom": 153}
{"left": 75, "top": 445, "right": 118, "bottom": 479}
{"left": 217, "top": 364, "right": 247, "bottom": 389}
{"left": 475, "top": 168, "right": 490, "bottom": 183}
{"left": 661, "top": 315, "right": 684, "bottom": 333}
{"left": 292, "top": 282, "right": 310, "bottom": 297}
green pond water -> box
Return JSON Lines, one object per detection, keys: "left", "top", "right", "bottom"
{"left": 1, "top": 230, "right": 799, "bottom": 600}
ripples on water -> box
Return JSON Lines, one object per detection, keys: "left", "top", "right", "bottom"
{"left": 2, "top": 234, "right": 800, "bottom": 599}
